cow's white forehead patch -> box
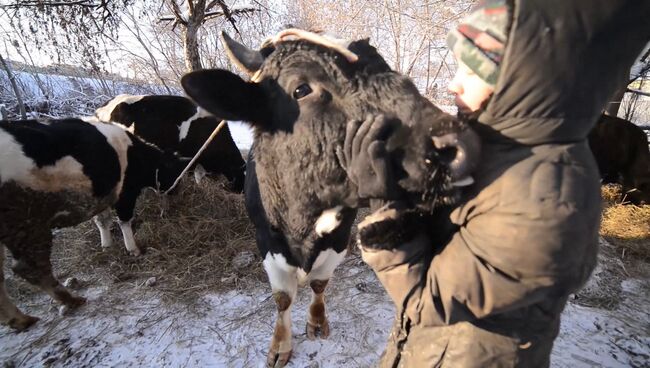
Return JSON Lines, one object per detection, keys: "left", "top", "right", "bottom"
{"left": 95, "top": 94, "right": 145, "bottom": 122}
{"left": 315, "top": 205, "right": 344, "bottom": 237}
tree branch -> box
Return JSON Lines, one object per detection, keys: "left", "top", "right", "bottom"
{"left": 203, "top": 7, "right": 258, "bottom": 22}
{"left": 627, "top": 88, "right": 650, "bottom": 97}
{"left": 0, "top": 0, "right": 98, "bottom": 8}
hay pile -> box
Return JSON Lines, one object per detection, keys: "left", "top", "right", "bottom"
{"left": 599, "top": 184, "right": 650, "bottom": 260}
{"left": 51, "top": 176, "right": 264, "bottom": 303}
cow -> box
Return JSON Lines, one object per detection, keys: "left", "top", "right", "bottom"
{"left": 95, "top": 94, "right": 246, "bottom": 192}
{"left": 0, "top": 118, "right": 188, "bottom": 331}
{"left": 588, "top": 114, "right": 650, "bottom": 205}
{"left": 181, "top": 29, "right": 480, "bottom": 367}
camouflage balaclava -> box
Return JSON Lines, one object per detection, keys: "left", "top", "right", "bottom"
{"left": 446, "top": 0, "right": 510, "bottom": 86}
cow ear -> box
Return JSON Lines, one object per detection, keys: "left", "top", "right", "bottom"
{"left": 181, "top": 69, "right": 268, "bottom": 125}
{"left": 221, "top": 31, "right": 266, "bottom": 76}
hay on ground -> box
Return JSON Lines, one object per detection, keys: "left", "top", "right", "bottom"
{"left": 600, "top": 184, "right": 650, "bottom": 260}
{"left": 49, "top": 176, "right": 264, "bottom": 304}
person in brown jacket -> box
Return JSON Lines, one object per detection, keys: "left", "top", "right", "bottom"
{"left": 343, "top": 0, "right": 650, "bottom": 366}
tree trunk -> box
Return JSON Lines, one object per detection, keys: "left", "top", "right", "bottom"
{"left": 183, "top": 22, "right": 203, "bottom": 71}
{"left": 604, "top": 85, "right": 626, "bottom": 117}
{"left": 0, "top": 104, "right": 8, "bottom": 120}
{"left": 0, "top": 52, "right": 27, "bottom": 119}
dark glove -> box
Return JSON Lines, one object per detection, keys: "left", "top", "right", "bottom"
{"left": 337, "top": 114, "right": 403, "bottom": 201}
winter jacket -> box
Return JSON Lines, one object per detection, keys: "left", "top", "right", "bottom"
{"left": 360, "top": 1, "right": 650, "bottom": 367}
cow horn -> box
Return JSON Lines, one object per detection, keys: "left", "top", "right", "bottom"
{"left": 432, "top": 129, "right": 481, "bottom": 181}
{"left": 221, "top": 31, "right": 264, "bottom": 76}
{"left": 270, "top": 28, "right": 359, "bottom": 63}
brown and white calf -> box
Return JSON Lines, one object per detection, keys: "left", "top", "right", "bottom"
{"left": 0, "top": 118, "right": 188, "bottom": 331}
{"left": 181, "top": 29, "right": 479, "bottom": 367}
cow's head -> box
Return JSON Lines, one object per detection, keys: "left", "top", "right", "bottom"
{"left": 95, "top": 94, "right": 147, "bottom": 125}
{"left": 182, "top": 29, "right": 479, "bottom": 238}
{"left": 154, "top": 151, "right": 191, "bottom": 194}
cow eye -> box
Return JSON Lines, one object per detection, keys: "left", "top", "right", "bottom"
{"left": 292, "top": 84, "right": 312, "bottom": 99}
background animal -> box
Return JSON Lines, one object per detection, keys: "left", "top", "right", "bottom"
{"left": 181, "top": 29, "right": 479, "bottom": 367}
{"left": 95, "top": 94, "right": 246, "bottom": 192}
{"left": 0, "top": 118, "right": 188, "bottom": 331}
{"left": 588, "top": 114, "right": 650, "bottom": 205}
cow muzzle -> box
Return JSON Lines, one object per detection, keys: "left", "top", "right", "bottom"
{"left": 432, "top": 128, "right": 481, "bottom": 185}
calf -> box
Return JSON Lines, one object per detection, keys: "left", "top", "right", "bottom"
{"left": 588, "top": 114, "right": 650, "bottom": 205}
{"left": 0, "top": 118, "right": 188, "bottom": 330}
{"left": 95, "top": 94, "right": 246, "bottom": 192}
{"left": 181, "top": 29, "right": 479, "bottom": 367}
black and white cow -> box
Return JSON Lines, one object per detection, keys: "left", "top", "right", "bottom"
{"left": 95, "top": 94, "right": 246, "bottom": 192}
{"left": 0, "top": 118, "right": 188, "bottom": 330}
{"left": 181, "top": 29, "right": 479, "bottom": 367}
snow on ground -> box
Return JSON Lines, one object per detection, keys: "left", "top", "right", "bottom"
{"left": 0, "top": 256, "right": 391, "bottom": 367}
{"left": 1, "top": 70, "right": 171, "bottom": 102}
{"left": 1, "top": 250, "right": 649, "bottom": 368}
{"left": 555, "top": 279, "right": 650, "bottom": 368}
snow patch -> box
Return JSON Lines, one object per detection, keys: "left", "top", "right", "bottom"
{"left": 1, "top": 254, "right": 648, "bottom": 367}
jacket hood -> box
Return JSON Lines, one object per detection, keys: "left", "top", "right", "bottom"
{"left": 478, "top": 0, "right": 650, "bottom": 145}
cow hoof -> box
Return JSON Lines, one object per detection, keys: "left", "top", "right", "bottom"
{"left": 306, "top": 320, "right": 330, "bottom": 340}
{"left": 100, "top": 239, "right": 113, "bottom": 249}
{"left": 266, "top": 350, "right": 291, "bottom": 368}
{"left": 58, "top": 305, "right": 69, "bottom": 316}
{"left": 129, "top": 248, "right": 142, "bottom": 257}
{"left": 64, "top": 295, "right": 87, "bottom": 309}
{"left": 8, "top": 315, "right": 40, "bottom": 331}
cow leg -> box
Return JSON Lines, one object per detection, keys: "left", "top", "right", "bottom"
{"left": 305, "top": 249, "right": 346, "bottom": 340}
{"left": 114, "top": 192, "right": 141, "bottom": 256}
{"left": 306, "top": 279, "right": 330, "bottom": 340}
{"left": 118, "top": 220, "right": 140, "bottom": 256}
{"left": 10, "top": 231, "right": 86, "bottom": 310}
{"left": 0, "top": 246, "right": 39, "bottom": 331}
{"left": 263, "top": 254, "right": 298, "bottom": 368}
{"left": 92, "top": 210, "right": 113, "bottom": 249}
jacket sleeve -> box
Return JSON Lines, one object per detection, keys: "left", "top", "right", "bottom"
{"left": 362, "top": 142, "right": 602, "bottom": 326}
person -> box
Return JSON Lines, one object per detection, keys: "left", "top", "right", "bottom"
{"left": 343, "top": 0, "right": 650, "bottom": 366}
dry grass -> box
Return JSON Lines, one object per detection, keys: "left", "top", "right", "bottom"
{"left": 599, "top": 184, "right": 650, "bottom": 260}
{"left": 50, "top": 176, "right": 264, "bottom": 304}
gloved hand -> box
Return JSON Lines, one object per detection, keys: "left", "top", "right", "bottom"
{"left": 357, "top": 200, "right": 424, "bottom": 249}
{"left": 337, "top": 114, "right": 404, "bottom": 201}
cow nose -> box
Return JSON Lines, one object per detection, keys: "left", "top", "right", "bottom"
{"left": 432, "top": 129, "right": 481, "bottom": 181}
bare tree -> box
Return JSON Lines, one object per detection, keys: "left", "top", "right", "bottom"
{"left": 0, "top": 51, "right": 27, "bottom": 119}
{"left": 119, "top": 9, "right": 175, "bottom": 93}
{"left": 159, "top": 0, "right": 258, "bottom": 71}
{"left": 0, "top": 0, "right": 134, "bottom": 69}
{"left": 605, "top": 47, "right": 650, "bottom": 118}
